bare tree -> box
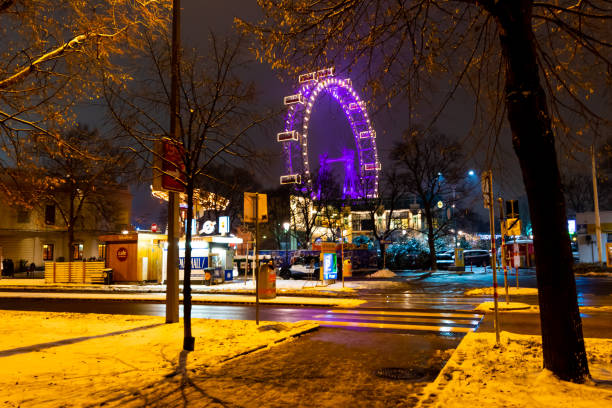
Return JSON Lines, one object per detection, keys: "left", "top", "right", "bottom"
{"left": 239, "top": 0, "right": 610, "bottom": 381}
{"left": 4, "top": 125, "right": 134, "bottom": 260}
{"left": 391, "top": 128, "right": 468, "bottom": 268}
{"left": 351, "top": 169, "right": 406, "bottom": 268}
{"left": 0, "top": 1, "right": 170, "bottom": 164}
{"left": 105, "top": 32, "right": 266, "bottom": 351}
{"left": 287, "top": 174, "right": 320, "bottom": 249}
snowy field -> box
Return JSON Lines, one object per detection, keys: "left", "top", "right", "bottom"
{"left": 416, "top": 331, "right": 612, "bottom": 408}
{"left": 0, "top": 311, "right": 317, "bottom": 407}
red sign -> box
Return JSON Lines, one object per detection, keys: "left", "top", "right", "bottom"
{"left": 151, "top": 223, "right": 158, "bottom": 233}
{"left": 116, "top": 247, "right": 128, "bottom": 262}
{"left": 161, "top": 138, "right": 185, "bottom": 192}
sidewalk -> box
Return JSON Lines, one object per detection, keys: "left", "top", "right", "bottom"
{"left": 414, "top": 303, "right": 612, "bottom": 407}
{"left": 0, "top": 310, "right": 319, "bottom": 408}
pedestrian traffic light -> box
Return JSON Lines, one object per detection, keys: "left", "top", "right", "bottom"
{"left": 506, "top": 200, "right": 519, "bottom": 219}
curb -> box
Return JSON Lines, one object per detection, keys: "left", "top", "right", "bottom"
{"left": 413, "top": 332, "right": 474, "bottom": 408}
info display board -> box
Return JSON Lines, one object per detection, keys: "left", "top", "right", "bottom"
{"left": 322, "top": 252, "right": 338, "bottom": 280}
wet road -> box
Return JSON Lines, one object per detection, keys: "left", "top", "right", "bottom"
{"left": 0, "top": 298, "right": 482, "bottom": 335}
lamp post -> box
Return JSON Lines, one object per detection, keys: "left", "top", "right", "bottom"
{"left": 283, "top": 222, "right": 290, "bottom": 265}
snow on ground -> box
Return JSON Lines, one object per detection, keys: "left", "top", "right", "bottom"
{"left": 415, "top": 331, "right": 612, "bottom": 408}
{"left": 367, "top": 269, "right": 397, "bottom": 278}
{"left": 465, "top": 286, "right": 538, "bottom": 296}
{"left": 475, "top": 301, "right": 532, "bottom": 312}
{"left": 0, "top": 277, "right": 412, "bottom": 292}
{"left": 0, "top": 310, "right": 318, "bottom": 408}
{"left": 476, "top": 304, "right": 612, "bottom": 314}
{"left": 0, "top": 291, "right": 366, "bottom": 308}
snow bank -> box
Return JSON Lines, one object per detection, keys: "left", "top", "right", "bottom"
{"left": 475, "top": 301, "right": 532, "bottom": 312}
{"left": 465, "top": 287, "right": 538, "bottom": 296}
{"left": 414, "top": 331, "right": 612, "bottom": 408}
{"left": 0, "top": 310, "right": 318, "bottom": 407}
{"left": 368, "top": 269, "right": 397, "bottom": 278}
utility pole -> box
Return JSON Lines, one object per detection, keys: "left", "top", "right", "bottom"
{"left": 498, "top": 197, "right": 509, "bottom": 304}
{"left": 481, "top": 170, "right": 500, "bottom": 345}
{"left": 591, "top": 145, "right": 603, "bottom": 264}
{"left": 165, "top": 0, "right": 181, "bottom": 324}
{"left": 255, "top": 193, "right": 260, "bottom": 325}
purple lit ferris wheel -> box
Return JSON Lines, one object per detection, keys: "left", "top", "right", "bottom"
{"left": 277, "top": 68, "right": 380, "bottom": 198}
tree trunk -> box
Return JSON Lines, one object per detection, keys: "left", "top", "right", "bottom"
{"left": 67, "top": 195, "right": 75, "bottom": 262}
{"left": 491, "top": 0, "right": 589, "bottom": 382}
{"left": 183, "top": 178, "right": 195, "bottom": 351}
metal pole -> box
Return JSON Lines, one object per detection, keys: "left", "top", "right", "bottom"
{"left": 486, "top": 171, "right": 500, "bottom": 345}
{"left": 165, "top": 0, "right": 181, "bottom": 324}
{"left": 255, "top": 194, "right": 260, "bottom": 325}
{"left": 591, "top": 145, "right": 603, "bottom": 265}
{"left": 341, "top": 238, "right": 344, "bottom": 288}
{"left": 497, "top": 198, "right": 509, "bottom": 304}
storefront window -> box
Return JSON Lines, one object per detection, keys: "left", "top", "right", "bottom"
{"left": 98, "top": 244, "right": 106, "bottom": 260}
{"left": 43, "top": 244, "right": 54, "bottom": 261}
{"left": 71, "top": 243, "right": 84, "bottom": 260}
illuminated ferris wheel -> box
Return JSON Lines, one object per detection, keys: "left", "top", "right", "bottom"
{"left": 277, "top": 68, "right": 380, "bottom": 198}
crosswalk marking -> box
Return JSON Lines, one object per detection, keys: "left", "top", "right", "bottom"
{"left": 313, "top": 313, "right": 481, "bottom": 326}
{"left": 312, "top": 308, "right": 483, "bottom": 334}
{"left": 329, "top": 309, "right": 482, "bottom": 319}
{"left": 313, "top": 320, "right": 474, "bottom": 333}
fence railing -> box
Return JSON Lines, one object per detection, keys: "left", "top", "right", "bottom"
{"left": 44, "top": 261, "right": 107, "bottom": 284}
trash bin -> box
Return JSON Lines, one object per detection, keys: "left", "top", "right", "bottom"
{"left": 103, "top": 268, "right": 113, "bottom": 285}
{"left": 343, "top": 259, "right": 352, "bottom": 277}
{"left": 204, "top": 268, "right": 213, "bottom": 286}
{"left": 224, "top": 269, "right": 233, "bottom": 281}
{"left": 257, "top": 261, "right": 276, "bottom": 299}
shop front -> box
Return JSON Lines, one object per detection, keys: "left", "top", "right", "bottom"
{"left": 161, "top": 236, "right": 242, "bottom": 284}
{"left": 99, "top": 232, "right": 166, "bottom": 282}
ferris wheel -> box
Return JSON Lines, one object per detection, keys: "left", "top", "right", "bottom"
{"left": 277, "top": 68, "right": 380, "bottom": 198}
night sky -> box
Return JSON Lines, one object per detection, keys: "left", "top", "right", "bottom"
{"left": 119, "top": 1, "right": 527, "bottom": 228}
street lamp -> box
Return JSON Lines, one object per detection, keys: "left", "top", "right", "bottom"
{"left": 283, "top": 222, "right": 290, "bottom": 264}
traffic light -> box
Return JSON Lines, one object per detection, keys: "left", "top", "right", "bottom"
{"left": 506, "top": 200, "right": 519, "bottom": 219}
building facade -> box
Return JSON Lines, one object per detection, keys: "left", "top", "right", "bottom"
{"left": 0, "top": 188, "right": 131, "bottom": 269}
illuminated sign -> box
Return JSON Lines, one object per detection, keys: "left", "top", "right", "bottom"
{"left": 179, "top": 256, "right": 208, "bottom": 270}
{"left": 116, "top": 247, "right": 128, "bottom": 262}
{"left": 359, "top": 130, "right": 375, "bottom": 139}
{"left": 277, "top": 131, "right": 300, "bottom": 142}
{"left": 201, "top": 220, "right": 216, "bottom": 235}
{"left": 218, "top": 216, "right": 230, "bottom": 234}
{"left": 323, "top": 253, "right": 337, "bottom": 280}
{"left": 568, "top": 219, "right": 576, "bottom": 235}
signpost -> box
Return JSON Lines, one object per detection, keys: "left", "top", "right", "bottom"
{"left": 498, "top": 198, "right": 510, "bottom": 304}
{"left": 244, "top": 193, "right": 268, "bottom": 325}
{"left": 481, "top": 170, "right": 500, "bottom": 345}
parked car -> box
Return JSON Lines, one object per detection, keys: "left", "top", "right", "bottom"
{"left": 436, "top": 251, "right": 455, "bottom": 269}
{"left": 463, "top": 249, "right": 491, "bottom": 266}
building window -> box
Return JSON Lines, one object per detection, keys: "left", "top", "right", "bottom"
{"left": 98, "top": 244, "right": 106, "bottom": 260}
{"left": 71, "top": 243, "right": 84, "bottom": 260}
{"left": 17, "top": 209, "right": 30, "bottom": 223}
{"left": 45, "top": 204, "right": 56, "bottom": 225}
{"left": 43, "top": 244, "right": 54, "bottom": 261}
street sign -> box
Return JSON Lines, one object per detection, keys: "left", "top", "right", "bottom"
{"left": 161, "top": 138, "right": 185, "bottom": 192}
{"left": 506, "top": 200, "right": 519, "bottom": 219}
{"left": 151, "top": 223, "right": 158, "bottom": 233}
{"left": 505, "top": 218, "right": 521, "bottom": 236}
{"left": 481, "top": 171, "right": 492, "bottom": 208}
{"left": 243, "top": 193, "right": 268, "bottom": 223}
